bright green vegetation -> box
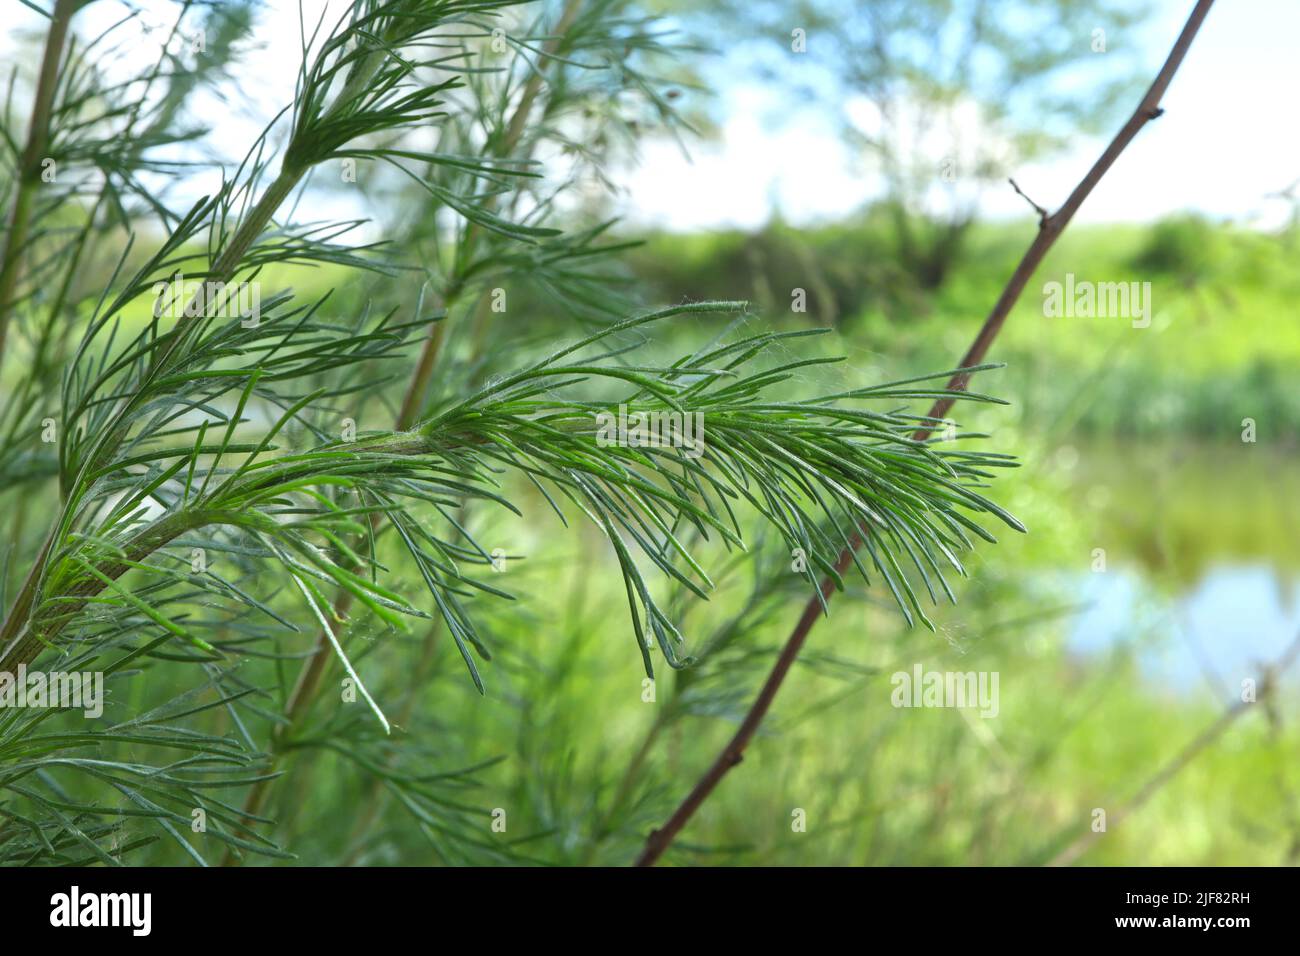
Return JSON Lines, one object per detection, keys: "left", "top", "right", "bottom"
{"left": 630, "top": 215, "right": 1300, "bottom": 440}
{"left": 1, "top": 0, "right": 1293, "bottom": 868}
{"left": 45, "top": 217, "right": 1293, "bottom": 867}
{"left": 0, "top": 0, "right": 1029, "bottom": 867}
{"left": 261, "top": 431, "right": 1300, "bottom": 866}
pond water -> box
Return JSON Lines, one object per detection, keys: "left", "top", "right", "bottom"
{"left": 1050, "top": 443, "right": 1300, "bottom": 699}
{"left": 1069, "top": 564, "right": 1300, "bottom": 697}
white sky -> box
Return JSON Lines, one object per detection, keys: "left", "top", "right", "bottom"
{"left": 4, "top": 0, "right": 1297, "bottom": 232}
{"left": 615, "top": 0, "right": 1300, "bottom": 231}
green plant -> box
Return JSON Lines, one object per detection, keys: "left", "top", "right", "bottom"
{"left": 0, "top": 0, "right": 1020, "bottom": 865}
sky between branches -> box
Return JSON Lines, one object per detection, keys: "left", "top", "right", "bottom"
{"left": 3, "top": 0, "right": 1295, "bottom": 232}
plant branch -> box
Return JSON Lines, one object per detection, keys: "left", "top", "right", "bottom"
{"left": 394, "top": 0, "right": 585, "bottom": 431}
{"left": 230, "top": 2, "right": 592, "bottom": 860}
{"left": 0, "top": 162, "right": 307, "bottom": 672}
{"left": 2, "top": 0, "right": 437, "bottom": 672}
{"left": 633, "top": 0, "right": 1218, "bottom": 867}
{"left": 0, "top": 0, "right": 79, "bottom": 368}
{"left": 1008, "top": 178, "right": 1048, "bottom": 226}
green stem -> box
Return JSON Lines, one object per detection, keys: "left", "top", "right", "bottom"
{"left": 394, "top": 0, "right": 585, "bottom": 431}
{"left": 0, "top": 511, "right": 204, "bottom": 673}
{"left": 0, "top": 0, "right": 78, "bottom": 368}
{"left": 241, "top": 0, "right": 591, "bottom": 863}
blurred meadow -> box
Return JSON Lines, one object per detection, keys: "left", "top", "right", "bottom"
{"left": 0, "top": 0, "right": 1296, "bottom": 867}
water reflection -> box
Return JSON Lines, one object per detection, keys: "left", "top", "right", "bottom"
{"left": 1069, "top": 564, "right": 1300, "bottom": 696}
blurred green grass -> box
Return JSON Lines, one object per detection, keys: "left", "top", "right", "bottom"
{"left": 627, "top": 213, "right": 1300, "bottom": 441}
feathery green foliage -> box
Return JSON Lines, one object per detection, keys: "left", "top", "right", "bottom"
{"left": 0, "top": 0, "right": 1020, "bottom": 865}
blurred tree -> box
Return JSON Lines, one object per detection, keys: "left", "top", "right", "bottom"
{"left": 676, "top": 0, "right": 1152, "bottom": 290}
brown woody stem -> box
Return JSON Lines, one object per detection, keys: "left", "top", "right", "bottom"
{"left": 634, "top": 0, "right": 1218, "bottom": 867}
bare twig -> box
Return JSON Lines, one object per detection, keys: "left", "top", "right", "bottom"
{"left": 1008, "top": 178, "right": 1048, "bottom": 226}
{"left": 634, "top": 0, "right": 1218, "bottom": 867}
{"left": 1047, "top": 632, "right": 1300, "bottom": 867}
